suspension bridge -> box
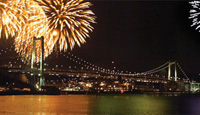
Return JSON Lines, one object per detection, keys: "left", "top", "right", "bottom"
{"left": 0, "top": 42, "right": 198, "bottom": 93}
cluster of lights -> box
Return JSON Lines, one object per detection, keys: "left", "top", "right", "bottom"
{"left": 0, "top": 46, "right": 189, "bottom": 82}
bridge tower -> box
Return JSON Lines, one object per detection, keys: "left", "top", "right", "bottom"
{"left": 175, "top": 62, "right": 177, "bottom": 81}
{"left": 168, "top": 61, "right": 177, "bottom": 81}
{"left": 168, "top": 61, "right": 171, "bottom": 80}
{"left": 31, "top": 36, "right": 45, "bottom": 88}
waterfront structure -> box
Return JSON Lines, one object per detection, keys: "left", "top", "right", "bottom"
{"left": 0, "top": 45, "right": 194, "bottom": 93}
{"left": 0, "top": 60, "right": 192, "bottom": 93}
{"left": 190, "top": 81, "right": 200, "bottom": 92}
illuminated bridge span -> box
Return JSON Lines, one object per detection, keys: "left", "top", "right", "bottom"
{"left": 0, "top": 45, "right": 191, "bottom": 92}
{"left": 137, "top": 61, "right": 189, "bottom": 81}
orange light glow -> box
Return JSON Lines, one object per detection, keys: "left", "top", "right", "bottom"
{"left": 52, "top": 29, "right": 58, "bottom": 37}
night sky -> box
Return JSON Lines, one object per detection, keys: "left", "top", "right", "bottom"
{"left": 72, "top": 0, "right": 200, "bottom": 76}
{"left": 0, "top": 1, "right": 200, "bottom": 79}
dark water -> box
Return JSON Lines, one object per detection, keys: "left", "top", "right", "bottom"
{"left": 0, "top": 94, "right": 200, "bottom": 115}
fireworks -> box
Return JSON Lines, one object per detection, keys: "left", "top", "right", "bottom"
{"left": 0, "top": 0, "right": 96, "bottom": 62}
{"left": 14, "top": 0, "right": 53, "bottom": 62}
{"left": 0, "top": 0, "right": 23, "bottom": 38}
{"left": 189, "top": 1, "right": 200, "bottom": 31}
{"left": 35, "top": 0, "right": 96, "bottom": 51}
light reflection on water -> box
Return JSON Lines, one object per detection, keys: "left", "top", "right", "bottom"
{"left": 0, "top": 94, "right": 200, "bottom": 115}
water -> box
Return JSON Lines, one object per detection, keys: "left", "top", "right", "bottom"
{"left": 0, "top": 94, "right": 200, "bottom": 115}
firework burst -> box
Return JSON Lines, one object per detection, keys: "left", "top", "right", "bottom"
{"left": 0, "top": 0, "right": 24, "bottom": 38}
{"left": 35, "top": 0, "right": 96, "bottom": 51}
{"left": 189, "top": 1, "right": 200, "bottom": 31}
{"left": 14, "top": 0, "right": 53, "bottom": 62}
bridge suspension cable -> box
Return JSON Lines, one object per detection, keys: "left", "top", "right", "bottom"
{"left": 142, "top": 66, "right": 169, "bottom": 75}
{"left": 0, "top": 45, "right": 190, "bottom": 81}
{"left": 140, "top": 61, "right": 169, "bottom": 75}
{"left": 56, "top": 52, "right": 114, "bottom": 74}
{"left": 0, "top": 56, "right": 21, "bottom": 61}
{"left": 177, "top": 63, "right": 189, "bottom": 80}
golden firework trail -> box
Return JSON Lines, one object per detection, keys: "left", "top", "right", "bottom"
{"left": 35, "top": 0, "right": 96, "bottom": 51}
{"left": 0, "top": 0, "right": 96, "bottom": 62}
{"left": 0, "top": 0, "right": 23, "bottom": 38}
{"left": 14, "top": 0, "right": 53, "bottom": 62}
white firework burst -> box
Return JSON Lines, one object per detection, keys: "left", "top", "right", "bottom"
{"left": 189, "top": 1, "right": 200, "bottom": 31}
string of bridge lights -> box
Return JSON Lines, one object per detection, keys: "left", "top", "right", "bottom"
{"left": 0, "top": 45, "right": 25, "bottom": 68}
{"left": 0, "top": 46, "right": 189, "bottom": 80}
{"left": 139, "top": 61, "right": 189, "bottom": 80}
{"left": 142, "top": 66, "right": 169, "bottom": 76}
{"left": 140, "top": 62, "right": 169, "bottom": 75}
{"left": 0, "top": 45, "right": 14, "bottom": 55}
{"left": 177, "top": 63, "right": 189, "bottom": 80}
{"left": 0, "top": 46, "right": 133, "bottom": 75}
{"left": 49, "top": 51, "right": 133, "bottom": 75}
{"left": 0, "top": 45, "right": 160, "bottom": 77}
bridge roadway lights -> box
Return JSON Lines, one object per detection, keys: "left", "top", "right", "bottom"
{"left": 31, "top": 36, "right": 45, "bottom": 89}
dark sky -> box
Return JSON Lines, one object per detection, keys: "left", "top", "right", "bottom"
{"left": 72, "top": 1, "right": 200, "bottom": 76}
{"left": 0, "top": 0, "right": 199, "bottom": 79}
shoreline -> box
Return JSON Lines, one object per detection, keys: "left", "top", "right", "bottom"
{"left": 0, "top": 90, "right": 198, "bottom": 96}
